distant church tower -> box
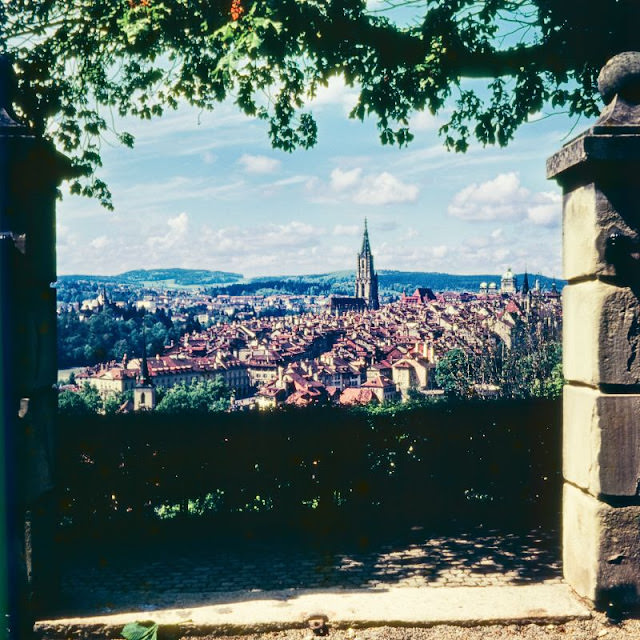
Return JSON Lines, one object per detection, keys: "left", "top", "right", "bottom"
{"left": 521, "top": 270, "right": 530, "bottom": 295}
{"left": 134, "top": 345, "right": 156, "bottom": 411}
{"left": 355, "top": 219, "right": 379, "bottom": 310}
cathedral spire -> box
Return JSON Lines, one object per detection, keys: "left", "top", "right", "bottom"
{"left": 355, "top": 218, "right": 379, "bottom": 310}
{"left": 361, "top": 218, "right": 371, "bottom": 255}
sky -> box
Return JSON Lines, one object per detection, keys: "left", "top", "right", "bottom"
{"left": 56, "top": 71, "right": 584, "bottom": 280}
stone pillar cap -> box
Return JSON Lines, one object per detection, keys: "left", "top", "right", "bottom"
{"left": 598, "top": 52, "right": 640, "bottom": 105}
{"left": 547, "top": 52, "right": 640, "bottom": 181}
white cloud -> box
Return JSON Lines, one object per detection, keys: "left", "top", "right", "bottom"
{"left": 526, "top": 192, "right": 562, "bottom": 226}
{"left": 307, "top": 168, "right": 419, "bottom": 206}
{"left": 59, "top": 218, "right": 329, "bottom": 277}
{"left": 168, "top": 211, "right": 189, "bottom": 235}
{"left": 409, "top": 111, "right": 439, "bottom": 132}
{"left": 238, "top": 154, "right": 281, "bottom": 174}
{"left": 448, "top": 173, "right": 561, "bottom": 226}
{"left": 309, "top": 75, "right": 359, "bottom": 113}
{"left": 314, "top": 167, "right": 419, "bottom": 206}
{"left": 333, "top": 224, "right": 360, "bottom": 236}
{"left": 353, "top": 171, "right": 419, "bottom": 205}
{"left": 271, "top": 175, "right": 309, "bottom": 187}
{"left": 330, "top": 168, "right": 363, "bottom": 191}
{"left": 147, "top": 212, "right": 189, "bottom": 249}
{"left": 448, "top": 173, "right": 528, "bottom": 221}
{"left": 90, "top": 236, "right": 109, "bottom": 250}
{"left": 432, "top": 245, "right": 448, "bottom": 258}
{"left": 199, "top": 220, "right": 323, "bottom": 256}
{"left": 402, "top": 227, "right": 419, "bottom": 241}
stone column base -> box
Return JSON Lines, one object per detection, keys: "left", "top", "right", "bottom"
{"left": 564, "top": 483, "right": 640, "bottom": 605}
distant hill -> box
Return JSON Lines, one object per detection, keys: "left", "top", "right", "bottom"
{"left": 247, "top": 270, "right": 564, "bottom": 294}
{"left": 376, "top": 271, "right": 563, "bottom": 293}
{"left": 58, "top": 268, "right": 243, "bottom": 287}
{"left": 58, "top": 268, "right": 564, "bottom": 293}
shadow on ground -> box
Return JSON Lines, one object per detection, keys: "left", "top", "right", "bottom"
{"left": 50, "top": 523, "right": 561, "bottom": 618}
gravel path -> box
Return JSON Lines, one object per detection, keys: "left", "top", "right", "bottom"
{"left": 190, "top": 614, "right": 640, "bottom": 640}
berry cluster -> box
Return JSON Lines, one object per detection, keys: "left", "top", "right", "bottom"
{"left": 230, "top": 0, "right": 244, "bottom": 21}
{"left": 128, "top": 0, "right": 150, "bottom": 7}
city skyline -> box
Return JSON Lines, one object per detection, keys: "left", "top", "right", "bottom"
{"left": 56, "top": 76, "right": 580, "bottom": 279}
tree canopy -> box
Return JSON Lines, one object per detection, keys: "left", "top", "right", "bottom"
{"left": 155, "top": 378, "right": 231, "bottom": 413}
{"left": 3, "top": 1, "right": 636, "bottom": 205}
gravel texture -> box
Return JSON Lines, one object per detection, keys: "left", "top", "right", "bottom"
{"left": 188, "top": 613, "right": 640, "bottom": 640}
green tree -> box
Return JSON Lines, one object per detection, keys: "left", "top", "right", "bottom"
{"left": 482, "top": 323, "right": 563, "bottom": 399}
{"left": 78, "top": 382, "right": 103, "bottom": 413}
{"left": 3, "top": 1, "right": 633, "bottom": 205}
{"left": 58, "top": 383, "right": 103, "bottom": 414}
{"left": 435, "top": 348, "right": 473, "bottom": 398}
{"left": 103, "top": 389, "right": 133, "bottom": 414}
{"left": 57, "top": 389, "right": 93, "bottom": 415}
{"left": 155, "top": 377, "right": 231, "bottom": 414}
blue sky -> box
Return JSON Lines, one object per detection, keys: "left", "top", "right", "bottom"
{"left": 56, "top": 73, "right": 581, "bottom": 279}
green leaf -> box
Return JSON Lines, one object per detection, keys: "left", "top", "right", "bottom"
{"left": 121, "top": 621, "right": 158, "bottom": 640}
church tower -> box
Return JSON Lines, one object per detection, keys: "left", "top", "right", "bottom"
{"left": 521, "top": 270, "right": 530, "bottom": 296}
{"left": 355, "top": 219, "right": 379, "bottom": 310}
{"left": 133, "top": 342, "right": 156, "bottom": 411}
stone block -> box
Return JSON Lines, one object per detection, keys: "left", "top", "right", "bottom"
{"left": 563, "top": 281, "right": 640, "bottom": 386}
{"left": 564, "top": 386, "right": 640, "bottom": 496}
{"left": 563, "top": 483, "right": 600, "bottom": 602}
{"left": 564, "top": 483, "right": 640, "bottom": 605}
{"left": 563, "top": 183, "right": 640, "bottom": 282}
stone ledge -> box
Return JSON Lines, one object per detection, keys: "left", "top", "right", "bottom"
{"left": 35, "top": 584, "right": 591, "bottom": 639}
{"left": 547, "top": 132, "right": 640, "bottom": 181}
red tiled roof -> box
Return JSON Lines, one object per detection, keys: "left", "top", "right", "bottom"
{"left": 339, "top": 388, "right": 378, "bottom": 405}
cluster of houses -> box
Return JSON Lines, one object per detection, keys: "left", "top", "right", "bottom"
{"left": 73, "top": 284, "right": 561, "bottom": 411}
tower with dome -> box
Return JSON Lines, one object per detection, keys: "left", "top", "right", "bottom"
{"left": 500, "top": 267, "right": 517, "bottom": 294}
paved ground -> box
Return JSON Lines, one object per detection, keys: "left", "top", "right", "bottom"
{"left": 52, "top": 525, "right": 562, "bottom": 618}
{"left": 37, "top": 583, "right": 590, "bottom": 638}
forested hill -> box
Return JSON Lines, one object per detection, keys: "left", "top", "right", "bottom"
{"left": 377, "top": 271, "right": 562, "bottom": 293}
{"left": 246, "top": 271, "right": 563, "bottom": 294}
{"left": 58, "top": 268, "right": 564, "bottom": 293}
{"left": 57, "top": 268, "right": 243, "bottom": 286}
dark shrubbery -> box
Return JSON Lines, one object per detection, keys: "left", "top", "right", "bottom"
{"left": 56, "top": 399, "right": 561, "bottom": 541}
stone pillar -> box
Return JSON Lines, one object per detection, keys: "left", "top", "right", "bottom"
{"left": 0, "top": 56, "right": 73, "bottom": 635}
{"left": 548, "top": 52, "right": 640, "bottom": 608}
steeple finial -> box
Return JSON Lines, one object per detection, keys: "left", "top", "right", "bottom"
{"left": 361, "top": 218, "right": 371, "bottom": 254}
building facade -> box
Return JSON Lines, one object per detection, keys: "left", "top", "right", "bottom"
{"left": 500, "top": 267, "right": 517, "bottom": 294}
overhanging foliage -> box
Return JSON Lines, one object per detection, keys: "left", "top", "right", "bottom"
{"left": 3, "top": 1, "right": 635, "bottom": 205}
